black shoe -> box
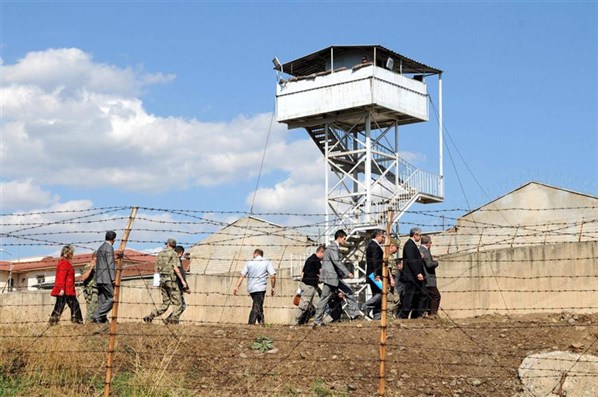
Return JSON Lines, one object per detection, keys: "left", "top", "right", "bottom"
{"left": 312, "top": 322, "right": 325, "bottom": 329}
{"left": 163, "top": 318, "right": 179, "bottom": 325}
{"left": 350, "top": 314, "right": 364, "bottom": 321}
{"left": 71, "top": 319, "right": 84, "bottom": 324}
{"left": 92, "top": 318, "right": 108, "bottom": 324}
{"left": 49, "top": 316, "right": 59, "bottom": 326}
{"left": 143, "top": 315, "right": 154, "bottom": 323}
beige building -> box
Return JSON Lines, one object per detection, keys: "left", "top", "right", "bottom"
{"left": 425, "top": 182, "right": 598, "bottom": 318}
{"left": 431, "top": 181, "right": 597, "bottom": 255}
{"left": 188, "top": 216, "right": 316, "bottom": 276}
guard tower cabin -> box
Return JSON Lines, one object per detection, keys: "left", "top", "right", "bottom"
{"left": 275, "top": 45, "right": 444, "bottom": 241}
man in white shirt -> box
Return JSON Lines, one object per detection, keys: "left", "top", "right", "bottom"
{"left": 233, "top": 249, "right": 276, "bottom": 325}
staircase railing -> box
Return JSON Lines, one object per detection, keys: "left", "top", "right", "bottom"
{"left": 397, "top": 157, "right": 443, "bottom": 199}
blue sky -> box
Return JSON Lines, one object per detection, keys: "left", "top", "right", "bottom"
{"left": 1, "top": 1, "right": 597, "bottom": 257}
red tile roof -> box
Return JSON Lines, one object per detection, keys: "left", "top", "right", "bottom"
{"left": 0, "top": 249, "right": 190, "bottom": 279}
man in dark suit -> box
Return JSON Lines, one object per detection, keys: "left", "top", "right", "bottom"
{"left": 364, "top": 229, "right": 385, "bottom": 319}
{"left": 92, "top": 231, "right": 117, "bottom": 323}
{"left": 397, "top": 227, "right": 427, "bottom": 319}
{"left": 420, "top": 235, "right": 440, "bottom": 317}
{"left": 312, "top": 230, "right": 361, "bottom": 327}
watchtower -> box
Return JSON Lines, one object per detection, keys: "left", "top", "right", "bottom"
{"left": 275, "top": 45, "right": 444, "bottom": 245}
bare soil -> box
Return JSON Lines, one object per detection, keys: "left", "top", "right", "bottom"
{"left": 1, "top": 312, "right": 597, "bottom": 396}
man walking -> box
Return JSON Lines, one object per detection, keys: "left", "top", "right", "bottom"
{"left": 143, "top": 238, "right": 188, "bottom": 324}
{"left": 364, "top": 229, "right": 385, "bottom": 319}
{"left": 174, "top": 245, "right": 190, "bottom": 313}
{"left": 92, "top": 231, "right": 117, "bottom": 323}
{"left": 312, "top": 230, "right": 361, "bottom": 328}
{"left": 233, "top": 249, "right": 276, "bottom": 325}
{"left": 294, "top": 245, "right": 325, "bottom": 325}
{"left": 397, "top": 227, "right": 427, "bottom": 319}
{"left": 80, "top": 251, "right": 98, "bottom": 323}
{"left": 420, "top": 235, "right": 441, "bottom": 317}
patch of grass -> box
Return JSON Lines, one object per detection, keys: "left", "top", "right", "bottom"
{"left": 0, "top": 375, "right": 24, "bottom": 397}
{"left": 310, "top": 378, "right": 333, "bottom": 397}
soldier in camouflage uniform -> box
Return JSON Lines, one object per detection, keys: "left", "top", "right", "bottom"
{"left": 80, "top": 251, "right": 99, "bottom": 323}
{"left": 143, "top": 238, "right": 188, "bottom": 324}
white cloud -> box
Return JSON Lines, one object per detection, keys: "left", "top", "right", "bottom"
{"left": 0, "top": 48, "right": 303, "bottom": 193}
{"left": 0, "top": 47, "right": 430, "bottom": 224}
{"left": 0, "top": 180, "right": 60, "bottom": 209}
{"left": 1, "top": 48, "right": 174, "bottom": 97}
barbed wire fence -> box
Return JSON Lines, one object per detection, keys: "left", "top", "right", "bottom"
{"left": 1, "top": 205, "right": 597, "bottom": 396}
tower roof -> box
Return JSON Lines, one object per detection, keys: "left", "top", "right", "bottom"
{"left": 279, "top": 45, "right": 442, "bottom": 77}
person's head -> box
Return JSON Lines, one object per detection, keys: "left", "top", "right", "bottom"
{"left": 174, "top": 245, "right": 185, "bottom": 257}
{"left": 105, "top": 231, "right": 117, "bottom": 243}
{"left": 420, "top": 235, "right": 432, "bottom": 247}
{"left": 409, "top": 227, "right": 422, "bottom": 242}
{"left": 372, "top": 229, "right": 385, "bottom": 243}
{"left": 315, "top": 245, "right": 326, "bottom": 259}
{"left": 361, "top": 56, "right": 368, "bottom": 63}
{"left": 253, "top": 248, "right": 264, "bottom": 258}
{"left": 166, "top": 238, "right": 177, "bottom": 248}
{"left": 334, "top": 230, "right": 347, "bottom": 245}
{"left": 389, "top": 238, "right": 399, "bottom": 254}
{"left": 61, "top": 245, "right": 74, "bottom": 260}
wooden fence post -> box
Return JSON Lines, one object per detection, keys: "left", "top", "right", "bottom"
{"left": 378, "top": 210, "right": 394, "bottom": 396}
{"left": 104, "top": 206, "right": 138, "bottom": 397}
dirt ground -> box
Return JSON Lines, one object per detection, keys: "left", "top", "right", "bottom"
{"left": 2, "top": 312, "right": 597, "bottom": 396}
{"left": 113, "top": 312, "right": 598, "bottom": 396}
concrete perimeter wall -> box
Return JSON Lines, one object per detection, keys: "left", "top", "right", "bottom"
{"left": 438, "top": 240, "right": 597, "bottom": 318}
{"left": 1, "top": 241, "right": 596, "bottom": 324}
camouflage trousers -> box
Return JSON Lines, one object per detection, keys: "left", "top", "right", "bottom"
{"left": 83, "top": 285, "right": 99, "bottom": 323}
{"left": 151, "top": 279, "right": 185, "bottom": 321}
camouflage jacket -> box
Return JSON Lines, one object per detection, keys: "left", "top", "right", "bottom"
{"left": 81, "top": 262, "right": 96, "bottom": 288}
{"left": 156, "top": 247, "right": 178, "bottom": 279}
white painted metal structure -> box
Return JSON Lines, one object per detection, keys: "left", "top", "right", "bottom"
{"left": 275, "top": 45, "right": 443, "bottom": 245}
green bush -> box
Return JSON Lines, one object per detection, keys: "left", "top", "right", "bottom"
{"left": 250, "top": 336, "right": 274, "bottom": 353}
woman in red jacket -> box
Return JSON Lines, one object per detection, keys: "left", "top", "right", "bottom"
{"left": 49, "top": 245, "right": 83, "bottom": 325}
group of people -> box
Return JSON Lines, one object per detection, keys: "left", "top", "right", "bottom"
{"left": 290, "top": 227, "right": 441, "bottom": 326}
{"left": 49, "top": 231, "right": 191, "bottom": 326}
{"left": 48, "top": 227, "right": 440, "bottom": 326}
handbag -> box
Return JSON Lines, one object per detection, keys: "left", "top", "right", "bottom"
{"left": 292, "top": 287, "right": 302, "bottom": 306}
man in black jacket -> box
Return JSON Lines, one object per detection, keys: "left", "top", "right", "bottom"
{"left": 364, "top": 229, "right": 385, "bottom": 319}
{"left": 420, "top": 235, "right": 440, "bottom": 317}
{"left": 397, "top": 227, "right": 427, "bottom": 319}
{"left": 295, "top": 245, "right": 325, "bottom": 324}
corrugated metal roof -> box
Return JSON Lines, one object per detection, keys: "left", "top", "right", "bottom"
{"left": 279, "top": 45, "right": 442, "bottom": 77}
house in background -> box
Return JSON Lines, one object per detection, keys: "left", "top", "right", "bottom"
{"left": 0, "top": 249, "right": 187, "bottom": 293}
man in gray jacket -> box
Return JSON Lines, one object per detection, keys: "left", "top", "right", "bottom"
{"left": 92, "top": 231, "right": 117, "bottom": 323}
{"left": 312, "top": 230, "right": 361, "bottom": 327}
{"left": 420, "top": 235, "right": 440, "bottom": 317}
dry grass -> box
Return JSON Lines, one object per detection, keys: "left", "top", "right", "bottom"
{"left": 0, "top": 324, "right": 195, "bottom": 397}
